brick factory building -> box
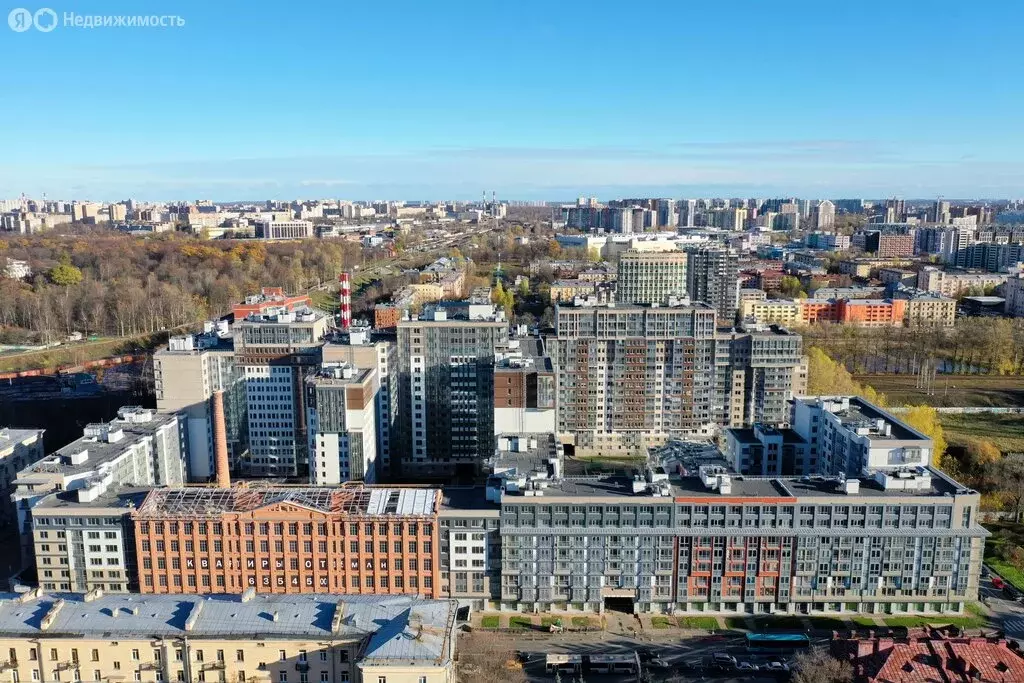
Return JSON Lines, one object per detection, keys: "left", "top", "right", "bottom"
{"left": 133, "top": 486, "right": 441, "bottom": 597}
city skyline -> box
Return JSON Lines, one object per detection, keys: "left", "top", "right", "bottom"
{"left": 3, "top": 1, "right": 1024, "bottom": 199}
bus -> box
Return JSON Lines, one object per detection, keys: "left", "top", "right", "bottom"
{"left": 586, "top": 653, "right": 639, "bottom": 674}
{"left": 545, "top": 654, "right": 582, "bottom": 674}
{"left": 746, "top": 632, "right": 810, "bottom": 653}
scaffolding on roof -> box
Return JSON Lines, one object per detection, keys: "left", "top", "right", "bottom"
{"left": 135, "top": 486, "right": 438, "bottom": 518}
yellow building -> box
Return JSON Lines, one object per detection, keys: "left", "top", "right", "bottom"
{"left": 900, "top": 293, "right": 957, "bottom": 327}
{"left": 406, "top": 283, "right": 446, "bottom": 306}
{"left": 739, "top": 299, "right": 802, "bottom": 326}
{"left": 0, "top": 589, "right": 457, "bottom": 683}
{"left": 548, "top": 280, "right": 596, "bottom": 303}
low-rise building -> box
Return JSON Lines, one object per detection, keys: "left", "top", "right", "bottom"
{"left": 254, "top": 219, "right": 314, "bottom": 240}
{"left": 0, "top": 591, "right": 457, "bottom": 683}
{"left": 1005, "top": 272, "right": 1024, "bottom": 318}
{"left": 724, "top": 424, "right": 810, "bottom": 476}
{"left": 739, "top": 299, "right": 802, "bottom": 326}
{"left": 916, "top": 267, "right": 1008, "bottom": 298}
{"left": 548, "top": 279, "right": 599, "bottom": 303}
{"left": 833, "top": 634, "right": 1024, "bottom": 683}
{"left": 893, "top": 290, "right": 957, "bottom": 327}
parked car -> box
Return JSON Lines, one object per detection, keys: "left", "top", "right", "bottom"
{"left": 635, "top": 647, "right": 656, "bottom": 663}
{"left": 1005, "top": 585, "right": 1019, "bottom": 600}
{"left": 764, "top": 661, "right": 790, "bottom": 673}
{"left": 736, "top": 661, "right": 760, "bottom": 673}
{"left": 713, "top": 653, "right": 737, "bottom": 666}
{"left": 646, "top": 658, "right": 672, "bottom": 671}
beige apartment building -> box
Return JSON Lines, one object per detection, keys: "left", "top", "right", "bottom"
{"left": 616, "top": 250, "right": 688, "bottom": 305}
{"left": 897, "top": 292, "right": 957, "bottom": 327}
{"left": 0, "top": 589, "right": 457, "bottom": 683}
{"left": 739, "top": 299, "right": 802, "bottom": 326}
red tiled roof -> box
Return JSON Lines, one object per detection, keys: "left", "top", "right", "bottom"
{"left": 837, "top": 636, "right": 1024, "bottom": 683}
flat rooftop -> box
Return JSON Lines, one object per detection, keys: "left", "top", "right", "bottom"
{"left": 17, "top": 409, "right": 177, "bottom": 479}
{"left": 135, "top": 486, "right": 439, "bottom": 518}
{"left": 33, "top": 485, "right": 151, "bottom": 511}
{"left": 0, "top": 592, "right": 455, "bottom": 662}
{"left": 0, "top": 428, "right": 43, "bottom": 453}
{"left": 829, "top": 398, "right": 928, "bottom": 442}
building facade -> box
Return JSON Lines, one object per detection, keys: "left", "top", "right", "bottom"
{"left": 395, "top": 305, "right": 508, "bottom": 479}
{"left": 616, "top": 250, "right": 689, "bottom": 305}
{"left": 305, "top": 363, "right": 379, "bottom": 484}
{"left": 0, "top": 591, "right": 457, "bottom": 683}
{"left": 154, "top": 326, "right": 247, "bottom": 480}
{"left": 235, "top": 307, "right": 329, "bottom": 477}
{"left": 0, "top": 427, "right": 45, "bottom": 525}
{"left": 686, "top": 246, "right": 740, "bottom": 322}
{"left": 133, "top": 486, "right": 441, "bottom": 597}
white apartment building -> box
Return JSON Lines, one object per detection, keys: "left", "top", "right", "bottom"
{"left": 616, "top": 250, "right": 689, "bottom": 305}
{"left": 305, "top": 362, "right": 379, "bottom": 484}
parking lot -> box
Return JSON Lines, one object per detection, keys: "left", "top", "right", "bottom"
{"left": 457, "top": 630, "right": 803, "bottom": 682}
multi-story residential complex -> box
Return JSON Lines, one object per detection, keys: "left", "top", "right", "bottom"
{"left": 1005, "top": 272, "right": 1024, "bottom": 318}
{"left": 31, "top": 486, "right": 150, "bottom": 592}
{"left": 323, "top": 328, "right": 398, "bottom": 478}
{"left": 715, "top": 325, "right": 805, "bottom": 428}
{"left": 916, "top": 267, "right": 1008, "bottom": 298}
{"left": 234, "top": 305, "right": 330, "bottom": 477}
{"left": 154, "top": 324, "right": 247, "bottom": 479}
{"left": 739, "top": 299, "right": 802, "bottom": 326}
{"left": 616, "top": 250, "right": 689, "bottom": 305}
{"left": 395, "top": 304, "right": 508, "bottom": 479}
{"left": 791, "top": 396, "right": 932, "bottom": 476}
{"left": 439, "top": 486, "right": 502, "bottom": 609}
{"left": 686, "top": 245, "right": 740, "bottom": 322}
{"left": 0, "top": 591, "right": 457, "bottom": 683}
{"left": 743, "top": 295, "right": 953, "bottom": 328}
{"left": 805, "top": 231, "right": 849, "bottom": 251}
{"left": 305, "top": 362, "right": 379, "bottom": 484}
{"left": 551, "top": 302, "right": 803, "bottom": 452}
{"left": 496, "top": 398, "right": 983, "bottom": 617}
{"left": 0, "top": 427, "right": 45, "bottom": 524}
{"left": 916, "top": 226, "right": 973, "bottom": 262}
{"left": 552, "top": 301, "right": 718, "bottom": 452}
{"left": 814, "top": 200, "right": 835, "bottom": 230}
{"left": 253, "top": 219, "right": 314, "bottom": 240}
{"left": 724, "top": 424, "right": 810, "bottom": 476}
{"left": 892, "top": 290, "right": 957, "bottom": 327}
{"left": 953, "top": 241, "right": 1024, "bottom": 272}
{"left": 858, "top": 229, "right": 916, "bottom": 258}
{"left": 12, "top": 408, "right": 186, "bottom": 566}
{"left": 133, "top": 486, "right": 441, "bottom": 597}
{"left": 493, "top": 338, "right": 556, "bottom": 434}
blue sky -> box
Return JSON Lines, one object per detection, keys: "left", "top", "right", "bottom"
{"left": 2, "top": 0, "right": 1023, "bottom": 201}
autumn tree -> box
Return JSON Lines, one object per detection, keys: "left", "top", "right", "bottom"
{"left": 805, "top": 347, "right": 886, "bottom": 405}
{"left": 900, "top": 405, "right": 947, "bottom": 468}
{"left": 792, "top": 647, "right": 853, "bottom": 683}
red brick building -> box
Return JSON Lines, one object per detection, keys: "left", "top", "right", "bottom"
{"left": 232, "top": 287, "right": 312, "bottom": 319}
{"left": 133, "top": 486, "right": 441, "bottom": 597}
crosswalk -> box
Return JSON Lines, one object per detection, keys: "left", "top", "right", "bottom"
{"left": 1001, "top": 619, "right": 1024, "bottom": 634}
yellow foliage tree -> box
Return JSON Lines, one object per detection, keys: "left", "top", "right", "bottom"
{"left": 900, "top": 405, "right": 947, "bottom": 467}
{"left": 805, "top": 347, "right": 887, "bottom": 405}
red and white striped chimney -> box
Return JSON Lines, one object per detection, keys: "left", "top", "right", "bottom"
{"left": 339, "top": 272, "right": 352, "bottom": 330}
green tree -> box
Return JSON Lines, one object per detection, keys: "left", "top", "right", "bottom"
{"left": 517, "top": 278, "right": 530, "bottom": 296}
{"left": 779, "top": 275, "right": 803, "bottom": 297}
{"left": 805, "top": 347, "right": 886, "bottom": 405}
{"left": 48, "top": 263, "right": 83, "bottom": 288}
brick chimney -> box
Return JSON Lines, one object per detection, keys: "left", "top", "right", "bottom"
{"left": 212, "top": 390, "right": 230, "bottom": 488}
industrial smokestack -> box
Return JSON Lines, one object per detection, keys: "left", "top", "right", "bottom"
{"left": 212, "top": 390, "right": 230, "bottom": 488}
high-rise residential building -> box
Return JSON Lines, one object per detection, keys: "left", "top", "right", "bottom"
{"left": 323, "top": 328, "right": 398, "bottom": 478}
{"left": 305, "top": 362, "right": 379, "bottom": 484}
{"left": 497, "top": 409, "right": 982, "bottom": 616}
{"left": 107, "top": 202, "right": 127, "bottom": 221}
{"left": 0, "top": 427, "right": 45, "bottom": 525}
{"left": 657, "top": 198, "right": 677, "bottom": 228}
{"left": 12, "top": 407, "right": 186, "bottom": 566}
{"left": 915, "top": 226, "right": 973, "bottom": 262}
{"left": 552, "top": 302, "right": 718, "bottom": 453}
{"left": 616, "top": 250, "right": 689, "bottom": 305}
{"left": 686, "top": 245, "right": 741, "bottom": 322}
{"left": 0, "top": 591, "right": 459, "bottom": 683}
{"left": 680, "top": 199, "right": 696, "bottom": 227}
{"left": 493, "top": 338, "right": 556, "bottom": 434}
{"left": 714, "top": 324, "right": 805, "bottom": 428}
{"left": 133, "top": 486, "right": 441, "bottom": 596}
{"left": 933, "top": 199, "right": 952, "bottom": 224}
{"left": 154, "top": 324, "right": 246, "bottom": 480}
{"left": 396, "top": 304, "right": 508, "bottom": 478}
{"left": 234, "top": 305, "right": 330, "bottom": 477}
{"left": 815, "top": 199, "right": 835, "bottom": 229}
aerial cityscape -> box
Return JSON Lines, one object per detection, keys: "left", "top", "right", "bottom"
{"left": 3, "top": 2, "right": 1024, "bottom": 682}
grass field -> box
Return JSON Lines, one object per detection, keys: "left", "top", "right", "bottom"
{"left": 0, "top": 330, "right": 171, "bottom": 374}
{"left": 678, "top": 616, "right": 719, "bottom": 629}
{"left": 571, "top": 616, "right": 596, "bottom": 628}
{"left": 883, "top": 614, "right": 988, "bottom": 629}
{"left": 480, "top": 615, "right": 499, "bottom": 628}
{"left": 853, "top": 373, "right": 1024, "bottom": 408}
{"left": 941, "top": 413, "right": 1024, "bottom": 453}
{"left": 508, "top": 616, "right": 533, "bottom": 630}
{"left": 984, "top": 522, "right": 1024, "bottom": 590}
